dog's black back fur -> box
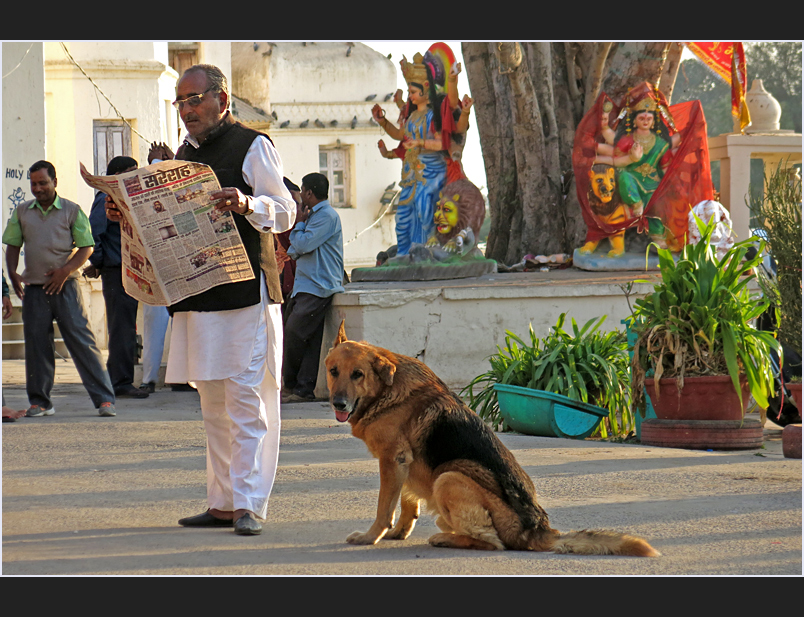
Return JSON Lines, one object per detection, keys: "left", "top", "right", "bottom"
{"left": 421, "top": 393, "right": 549, "bottom": 531}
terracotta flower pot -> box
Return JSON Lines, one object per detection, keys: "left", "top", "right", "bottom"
{"left": 787, "top": 383, "right": 802, "bottom": 411}
{"left": 644, "top": 375, "right": 750, "bottom": 421}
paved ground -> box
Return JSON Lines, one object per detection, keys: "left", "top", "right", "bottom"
{"left": 1, "top": 357, "right": 801, "bottom": 576}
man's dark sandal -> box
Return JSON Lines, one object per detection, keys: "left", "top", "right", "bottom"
{"left": 178, "top": 510, "right": 234, "bottom": 527}
{"left": 234, "top": 513, "right": 262, "bottom": 536}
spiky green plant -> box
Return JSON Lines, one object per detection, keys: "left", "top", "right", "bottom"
{"left": 462, "top": 313, "right": 632, "bottom": 437}
{"left": 749, "top": 162, "right": 802, "bottom": 361}
{"left": 628, "top": 214, "right": 782, "bottom": 418}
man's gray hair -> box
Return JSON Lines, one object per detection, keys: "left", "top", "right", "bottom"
{"left": 183, "top": 64, "right": 230, "bottom": 108}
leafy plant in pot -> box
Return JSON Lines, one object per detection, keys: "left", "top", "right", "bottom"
{"left": 749, "top": 162, "right": 802, "bottom": 417}
{"left": 628, "top": 215, "right": 781, "bottom": 423}
{"left": 462, "top": 313, "right": 633, "bottom": 438}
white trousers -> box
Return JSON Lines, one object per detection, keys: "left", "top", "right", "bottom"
{"left": 192, "top": 301, "right": 282, "bottom": 520}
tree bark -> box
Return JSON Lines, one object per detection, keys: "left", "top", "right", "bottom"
{"left": 496, "top": 43, "right": 565, "bottom": 262}
{"left": 464, "top": 41, "right": 678, "bottom": 265}
{"left": 463, "top": 42, "right": 519, "bottom": 262}
{"left": 599, "top": 42, "right": 673, "bottom": 102}
{"left": 658, "top": 42, "right": 684, "bottom": 100}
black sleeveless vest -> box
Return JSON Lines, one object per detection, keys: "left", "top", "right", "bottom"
{"left": 169, "top": 114, "right": 283, "bottom": 315}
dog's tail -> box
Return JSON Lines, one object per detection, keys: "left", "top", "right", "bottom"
{"left": 546, "top": 528, "right": 660, "bottom": 557}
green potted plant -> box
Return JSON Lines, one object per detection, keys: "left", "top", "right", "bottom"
{"left": 462, "top": 313, "right": 633, "bottom": 439}
{"left": 749, "top": 162, "right": 802, "bottom": 411}
{"left": 628, "top": 214, "right": 781, "bottom": 436}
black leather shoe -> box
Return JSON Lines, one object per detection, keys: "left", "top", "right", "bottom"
{"left": 169, "top": 383, "right": 196, "bottom": 392}
{"left": 178, "top": 510, "right": 234, "bottom": 527}
{"left": 139, "top": 382, "right": 155, "bottom": 394}
{"left": 293, "top": 389, "right": 316, "bottom": 401}
{"left": 234, "top": 512, "right": 262, "bottom": 535}
{"left": 115, "top": 385, "right": 149, "bottom": 399}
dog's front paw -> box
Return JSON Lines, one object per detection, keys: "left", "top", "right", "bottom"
{"left": 383, "top": 527, "right": 412, "bottom": 541}
{"left": 347, "top": 531, "right": 381, "bottom": 545}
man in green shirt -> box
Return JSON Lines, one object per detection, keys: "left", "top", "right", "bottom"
{"left": 3, "top": 160, "right": 116, "bottom": 418}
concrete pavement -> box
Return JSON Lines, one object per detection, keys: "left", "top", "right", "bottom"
{"left": 1, "top": 357, "right": 801, "bottom": 576}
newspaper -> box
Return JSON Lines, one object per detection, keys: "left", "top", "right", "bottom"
{"left": 80, "top": 160, "right": 254, "bottom": 306}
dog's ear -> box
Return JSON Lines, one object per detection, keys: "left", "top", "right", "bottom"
{"left": 372, "top": 352, "right": 396, "bottom": 386}
{"left": 333, "top": 319, "right": 348, "bottom": 348}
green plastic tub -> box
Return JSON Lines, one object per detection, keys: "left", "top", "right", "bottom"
{"left": 493, "top": 383, "right": 609, "bottom": 439}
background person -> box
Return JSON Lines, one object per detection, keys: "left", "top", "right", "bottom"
{"left": 138, "top": 304, "right": 169, "bottom": 393}
{"left": 282, "top": 172, "right": 344, "bottom": 403}
{"left": 3, "top": 160, "right": 116, "bottom": 418}
{"left": 274, "top": 177, "right": 302, "bottom": 312}
{"left": 138, "top": 142, "right": 195, "bottom": 394}
{"left": 3, "top": 271, "right": 12, "bottom": 319}
{"left": 2, "top": 272, "right": 26, "bottom": 422}
{"left": 83, "top": 156, "right": 149, "bottom": 399}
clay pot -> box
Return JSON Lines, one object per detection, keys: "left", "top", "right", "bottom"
{"left": 787, "top": 383, "right": 802, "bottom": 411}
{"left": 644, "top": 375, "right": 749, "bottom": 421}
{"left": 782, "top": 424, "right": 802, "bottom": 459}
{"left": 640, "top": 418, "right": 763, "bottom": 451}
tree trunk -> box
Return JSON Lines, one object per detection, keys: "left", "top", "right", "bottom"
{"left": 464, "top": 41, "right": 677, "bottom": 265}
{"left": 463, "top": 42, "right": 519, "bottom": 262}
{"left": 658, "top": 42, "right": 684, "bottom": 100}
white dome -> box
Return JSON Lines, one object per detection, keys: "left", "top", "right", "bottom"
{"left": 745, "top": 79, "right": 783, "bottom": 134}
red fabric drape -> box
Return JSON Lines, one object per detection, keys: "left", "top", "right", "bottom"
{"left": 440, "top": 96, "right": 457, "bottom": 152}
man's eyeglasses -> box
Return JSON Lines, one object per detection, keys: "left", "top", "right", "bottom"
{"left": 172, "top": 88, "right": 216, "bottom": 110}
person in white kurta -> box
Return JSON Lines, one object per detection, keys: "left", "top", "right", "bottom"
{"left": 165, "top": 134, "right": 294, "bottom": 528}
{"left": 115, "top": 65, "right": 295, "bottom": 536}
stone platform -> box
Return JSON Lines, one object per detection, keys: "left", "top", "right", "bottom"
{"left": 351, "top": 257, "right": 497, "bottom": 282}
{"left": 313, "top": 267, "right": 661, "bottom": 398}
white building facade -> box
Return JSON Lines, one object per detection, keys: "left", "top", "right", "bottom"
{"left": 2, "top": 41, "right": 402, "bottom": 360}
{"left": 1, "top": 41, "right": 228, "bottom": 358}
{"left": 231, "top": 41, "right": 401, "bottom": 272}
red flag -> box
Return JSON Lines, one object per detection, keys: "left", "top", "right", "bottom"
{"left": 685, "top": 42, "right": 751, "bottom": 132}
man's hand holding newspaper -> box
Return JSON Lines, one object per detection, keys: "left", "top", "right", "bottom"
{"left": 80, "top": 160, "right": 255, "bottom": 306}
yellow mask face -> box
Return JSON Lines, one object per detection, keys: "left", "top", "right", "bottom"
{"left": 434, "top": 194, "right": 460, "bottom": 234}
{"left": 589, "top": 166, "right": 616, "bottom": 203}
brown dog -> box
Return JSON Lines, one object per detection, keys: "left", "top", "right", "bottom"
{"left": 324, "top": 321, "right": 659, "bottom": 556}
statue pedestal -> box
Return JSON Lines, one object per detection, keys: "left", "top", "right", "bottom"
{"left": 351, "top": 258, "right": 497, "bottom": 282}
{"left": 314, "top": 268, "right": 661, "bottom": 399}
{"left": 572, "top": 248, "right": 660, "bottom": 272}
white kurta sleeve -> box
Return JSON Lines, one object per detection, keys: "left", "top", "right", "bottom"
{"left": 241, "top": 135, "right": 296, "bottom": 234}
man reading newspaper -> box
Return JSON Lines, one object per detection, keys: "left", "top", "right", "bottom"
{"left": 104, "top": 64, "right": 295, "bottom": 536}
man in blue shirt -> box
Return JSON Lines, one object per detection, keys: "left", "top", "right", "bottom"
{"left": 282, "top": 172, "right": 344, "bottom": 402}
{"left": 83, "top": 156, "right": 149, "bottom": 399}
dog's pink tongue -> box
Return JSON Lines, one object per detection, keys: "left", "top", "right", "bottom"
{"left": 335, "top": 410, "right": 350, "bottom": 423}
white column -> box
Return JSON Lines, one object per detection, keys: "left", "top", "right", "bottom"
{"left": 727, "top": 148, "right": 753, "bottom": 241}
